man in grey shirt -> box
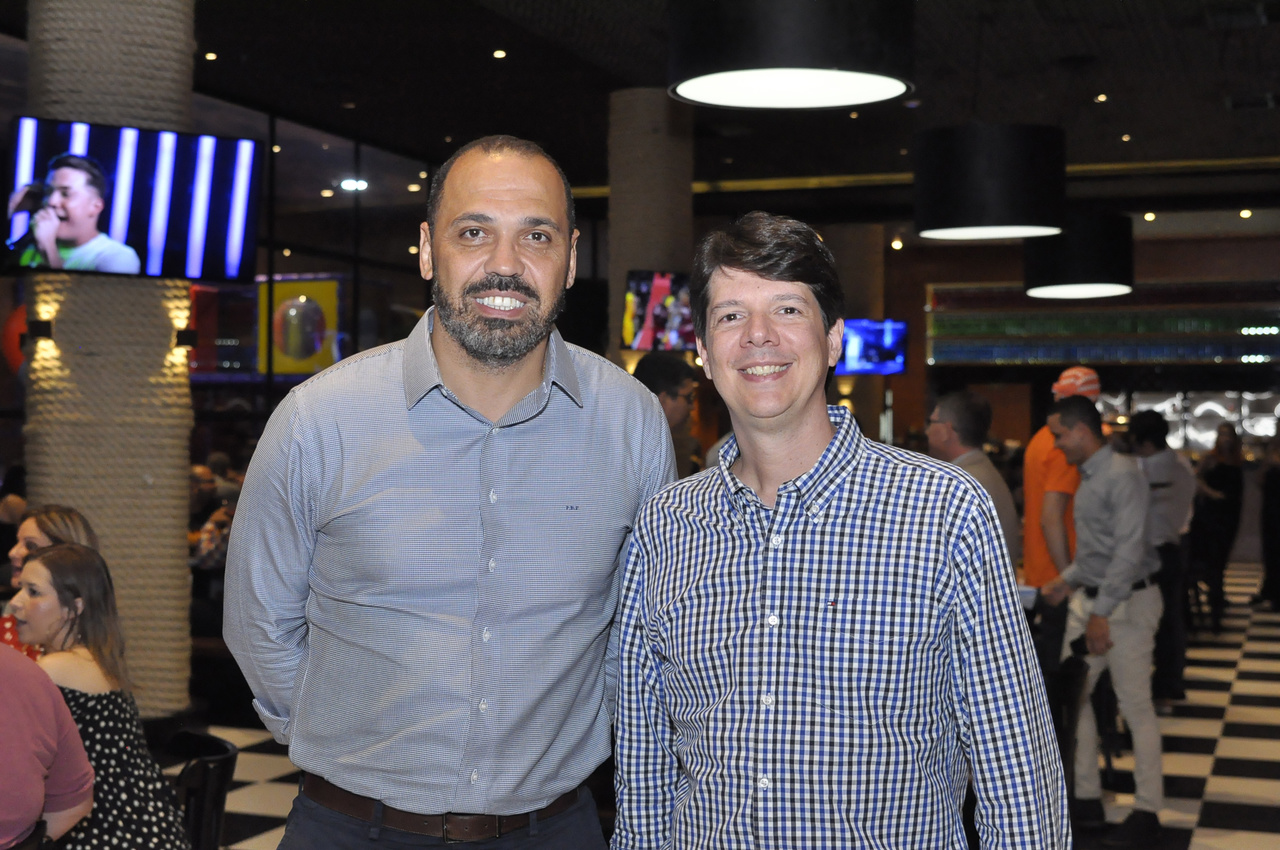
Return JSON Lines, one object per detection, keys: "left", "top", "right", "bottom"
{"left": 927, "top": 389, "right": 1021, "bottom": 568}
{"left": 1042, "top": 395, "right": 1163, "bottom": 849}
{"left": 225, "top": 136, "right": 675, "bottom": 848}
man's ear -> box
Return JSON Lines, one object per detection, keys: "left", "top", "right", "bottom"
{"left": 418, "top": 222, "right": 433, "bottom": 281}
{"left": 826, "top": 318, "right": 845, "bottom": 367}
{"left": 565, "top": 228, "right": 579, "bottom": 290}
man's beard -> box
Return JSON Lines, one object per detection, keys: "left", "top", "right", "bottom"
{"left": 433, "top": 272, "right": 567, "bottom": 369}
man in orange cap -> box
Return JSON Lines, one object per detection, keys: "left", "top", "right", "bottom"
{"left": 1024, "top": 365, "right": 1101, "bottom": 671}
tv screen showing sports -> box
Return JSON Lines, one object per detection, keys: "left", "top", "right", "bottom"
{"left": 4, "top": 116, "right": 262, "bottom": 281}
{"left": 835, "top": 318, "right": 907, "bottom": 376}
{"left": 623, "top": 270, "right": 695, "bottom": 351}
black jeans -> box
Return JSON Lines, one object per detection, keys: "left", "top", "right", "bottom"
{"left": 1152, "top": 542, "right": 1188, "bottom": 699}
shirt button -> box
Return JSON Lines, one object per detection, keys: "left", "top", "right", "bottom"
{"left": 761, "top": 694, "right": 774, "bottom": 707}
{"left": 770, "top": 534, "right": 783, "bottom": 547}
{"left": 482, "top": 628, "right": 492, "bottom": 642}
{"left": 757, "top": 775, "right": 770, "bottom": 790}
{"left": 489, "top": 489, "right": 498, "bottom": 504}
{"left": 488, "top": 558, "right": 496, "bottom": 573}
{"left": 478, "top": 699, "right": 488, "bottom": 713}
{"left": 766, "top": 613, "right": 779, "bottom": 627}
{"left": 491, "top": 426, "right": 501, "bottom": 434}
{"left": 471, "top": 770, "right": 479, "bottom": 784}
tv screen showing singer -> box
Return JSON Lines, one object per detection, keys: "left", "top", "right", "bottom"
{"left": 835, "top": 318, "right": 907, "bottom": 376}
{"left": 4, "top": 116, "right": 261, "bottom": 281}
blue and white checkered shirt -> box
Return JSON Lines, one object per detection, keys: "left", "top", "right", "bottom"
{"left": 224, "top": 310, "right": 675, "bottom": 815}
{"left": 613, "top": 407, "right": 1068, "bottom": 849}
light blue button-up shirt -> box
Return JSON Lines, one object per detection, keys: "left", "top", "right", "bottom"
{"left": 224, "top": 309, "right": 675, "bottom": 815}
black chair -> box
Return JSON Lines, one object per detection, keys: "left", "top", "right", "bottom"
{"left": 169, "top": 730, "right": 239, "bottom": 850}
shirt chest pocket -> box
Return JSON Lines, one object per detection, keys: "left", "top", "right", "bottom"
{"left": 802, "top": 597, "right": 934, "bottom": 722}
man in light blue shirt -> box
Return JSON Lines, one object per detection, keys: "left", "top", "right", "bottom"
{"left": 225, "top": 136, "right": 675, "bottom": 848}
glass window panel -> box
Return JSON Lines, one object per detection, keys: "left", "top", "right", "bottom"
{"left": 354, "top": 264, "right": 429, "bottom": 350}
{"left": 1184, "top": 391, "right": 1240, "bottom": 452}
{"left": 273, "top": 120, "right": 356, "bottom": 254}
{"left": 358, "top": 145, "right": 430, "bottom": 266}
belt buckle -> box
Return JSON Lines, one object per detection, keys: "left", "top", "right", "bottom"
{"left": 442, "top": 815, "right": 501, "bottom": 843}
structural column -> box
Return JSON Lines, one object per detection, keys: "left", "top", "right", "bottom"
{"left": 606, "top": 88, "right": 694, "bottom": 361}
{"left": 822, "top": 223, "right": 887, "bottom": 437}
{"left": 25, "top": 0, "right": 196, "bottom": 716}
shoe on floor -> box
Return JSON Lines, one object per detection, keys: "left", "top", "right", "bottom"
{"left": 1069, "top": 796, "right": 1106, "bottom": 829}
{"left": 1100, "top": 809, "right": 1161, "bottom": 848}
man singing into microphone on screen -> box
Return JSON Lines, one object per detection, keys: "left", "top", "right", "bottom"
{"left": 7, "top": 153, "right": 141, "bottom": 274}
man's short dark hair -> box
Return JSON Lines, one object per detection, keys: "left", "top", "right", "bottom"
{"left": 632, "top": 351, "right": 698, "bottom": 398}
{"left": 426, "top": 135, "right": 575, "bottom": 234}
{"left": 1051, "top": 394, "right": 1103, "bottom": 439}
{"left": 47, "top": 153, "right": 109, "bottom": 201}
{"left": 934, "top": 389, "right": 992, "bottom": 449}
{"left": 690, "top": 211, "right": 844, "bottom": 340}
{"left": 1128, "top": 409, "right": 1170, "bottom": 450}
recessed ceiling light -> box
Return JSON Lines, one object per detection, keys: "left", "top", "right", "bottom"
{"left": 340, "top": 179, "right": 368, "bottom": 191}
{"left": 409, "top": 246, "right": 419, "bottom": 254}
{"left": 282, "top": 248, "right": 292, "bottom": 257}
{"left": 1143, "top": 212, "right": 1156, "bottom": 221}
{"left": 321, "top": 144, "right": 330, "bottom": 151}
{"left": 320, "top": 189, "right": 335, "bottom": 198}
{"left": 419, "top": 171, "right": 428, "bottom": 179}
{"left": 1094, "top": 93, "right": 1107, "bottom": 103}
{"left": 407, "top": 183, "right": 421, "bottom": 192}
{"left": 722, "top": 157, "right": 733, "bottom": 165}
{"left": 899, "top": 148, "right": 908, "bottom": 155}
{"left": 904, "top": 99, "right": 920, "bottom": 108}
{"left": 849, "top": 111, "right": 859, "bottom": 119}
{"left": 1241, "top": 209, "right": 1253, "bottom": 218}
{"left": 890, "top": 238, "right": 904, "bottom": 250}
{"left": 341, "top": 102, "right": 356, "bottom": 109}
{"left": 444, "top": 136, "right": 453, "bottom": 144}
{"left": 493, "top": 49, "right": 507, "bottom": 59}
{"left": 271, "top": 145, "right": 281, "bottom": 153}
{"left": 1121, "top": 134, "right": 1131, "bottom": 142}
{"left": 204, "top": 52, "right": 217, "bottom": 61}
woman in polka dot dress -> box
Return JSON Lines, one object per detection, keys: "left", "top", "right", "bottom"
{"left": 3, "top": 505, "right": 99, "bottom": 660}
{"left": 10, "top": 542, "right": 190, "bottom": 850}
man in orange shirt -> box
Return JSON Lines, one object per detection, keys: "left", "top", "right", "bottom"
{"left": 1024, "top": 366, "right": 1100, "bottom": 671}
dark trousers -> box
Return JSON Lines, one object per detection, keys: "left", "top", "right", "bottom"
{"left": 1034, "top": 595, "right": 1070, "bottom": 676}
{"left": 1152, "top": 542, "right": 1188, "bottom": 699}
{"left": 278, "top": 786, "right": 606, "bottom": 850}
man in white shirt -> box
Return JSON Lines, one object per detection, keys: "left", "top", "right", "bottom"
{"left": 1129, "top": 409, "right": 1196, "bottom": 703}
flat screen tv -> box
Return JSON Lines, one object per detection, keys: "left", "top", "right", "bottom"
{"left": 835, "top": 318, "right": 907, "bottom": 376}
{"left": 4, "top": 116, "right": 262, "bottom": 281}
{"left": 623, "top": 270, "right": 695, "bottom": 351}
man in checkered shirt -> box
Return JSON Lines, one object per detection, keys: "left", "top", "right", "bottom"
{"left": 612, "top": 211, "right": 1069, "bottom": 849}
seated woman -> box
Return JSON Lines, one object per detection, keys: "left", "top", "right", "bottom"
{"left": 3, "top": 505, "right": 99, "bottom": 660}
{"left": 9, "top": 543, "right": 190, "bottom": 850}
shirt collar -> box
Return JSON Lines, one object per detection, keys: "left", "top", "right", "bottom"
{"left": 1080, "top": 443, "right": 1113, "bottom": 479}
{"left": 718, "top": 405, "right": 864, "bottom": 516}
{"left": 402, "top": 307, "right": 582, "bottom": 410}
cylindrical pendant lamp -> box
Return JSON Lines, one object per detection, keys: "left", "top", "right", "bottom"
{"left": 668, "top": 0, "right": 913, "bottom": 109}
{"left": 914, "top": 124, "right": 1065, "bottom": 240}
{"left": 1024, "top": 212, "right": 1134, "bottom": 300}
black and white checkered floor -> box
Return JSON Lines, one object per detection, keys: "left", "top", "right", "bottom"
{"left": 195, "top": 563, "right": 1280, "bottom": 849}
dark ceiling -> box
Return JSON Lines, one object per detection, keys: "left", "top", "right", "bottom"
{"left": 2, "top": 0, "right": 1278, "bottom": 221}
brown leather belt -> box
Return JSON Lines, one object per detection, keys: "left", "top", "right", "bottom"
{"left": 301, "top": 773, "right": 579, "bottom": 841}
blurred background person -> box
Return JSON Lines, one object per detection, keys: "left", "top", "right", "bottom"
{"left": 1189, "top": 423, "right": 1244, "bottom": 634}
{"left": 1130, "top": 410, "right": 1197, "bottom": 704}
{"left": 632, "top": 351, "right": 702, "bottom": 478}
{"left": 927, "top": 389, "right": 1021, "bottom": 569}
{"left": 1255, "top": 431, "right": 1280, "bottom": 612}
{"left": 0, "top": 643, "right": 94, "bottom": 850}
{"left": 9, "top": 543, "right": 190, "bottom": 850}
{"left": 3, "top": 505, "right": 99, "bottom": 659}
